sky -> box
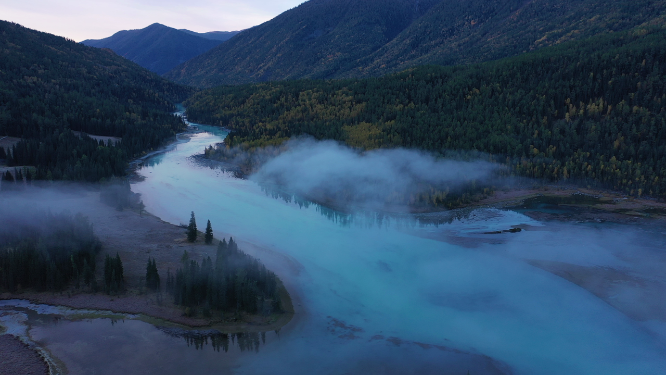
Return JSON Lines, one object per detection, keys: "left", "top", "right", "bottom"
{"left": 0, "top": 0, "right": 306, "bottom": 41}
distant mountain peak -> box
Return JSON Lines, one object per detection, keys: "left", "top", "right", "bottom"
{"left": 81, "top": 24, "right": 240, "bottom": 75}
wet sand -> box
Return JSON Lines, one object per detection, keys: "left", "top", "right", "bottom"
{"left": 0, "top": 334, "right": 48, "bottom": 375}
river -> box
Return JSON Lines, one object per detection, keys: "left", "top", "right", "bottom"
{"left": 5, "top": 117, "right": 666, "bottom": 374}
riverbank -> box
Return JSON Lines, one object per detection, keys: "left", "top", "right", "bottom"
{"left": 0, "top": 334, "right": 48, "bottom": 375}
{"left": 469, "top": 185, "right": 666, "bottom": 223}
{"left": 0, "top": 189, "right": 295, "bottom": 332}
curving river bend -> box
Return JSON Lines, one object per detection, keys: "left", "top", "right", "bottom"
{"left": 7, "top": 117, "right": 666, "bottom": 374}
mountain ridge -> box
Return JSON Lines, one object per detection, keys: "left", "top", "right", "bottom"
{"left": 165, "top": 0, "right": 666, "bottom": 87}
{"left": 82, "top": 23, "right": 238, "bottom": 75}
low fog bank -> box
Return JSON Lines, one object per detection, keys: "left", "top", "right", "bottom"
{"left": 0, "top": 200, "right": 92, "bottom": 246}
{"left": 250, "top": 138, "right": 501, "bottom": 212}
{"left": 0, "top": 182, "right": 140, "bottom": 228}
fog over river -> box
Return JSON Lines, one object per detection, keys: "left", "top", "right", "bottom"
{"left": 8, "top": 118, "right": 666, "bottom": 374}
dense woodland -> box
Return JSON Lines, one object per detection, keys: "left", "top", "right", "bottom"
{"left": 166, "top": 238, "right": 282, "bottom": 317}
{"left": 186, "top": 27, "right": 666, "bottom": 199}
{"left": 166, "top": 0, "right": 666, "bottom": 87}
{"left": 0, "top": 209, "right": 101, "bottom": 292}
{"left": 0, "top": 21, "right": 192, "bottom": 182}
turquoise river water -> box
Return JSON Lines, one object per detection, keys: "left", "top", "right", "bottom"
{"left": 3, "top": 116, "right": 666, "bottom": 375}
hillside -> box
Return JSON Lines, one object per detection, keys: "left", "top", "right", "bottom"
{"left": 0, "top": 20, "right": 192, "bottom": 182}
{"left": 82, "top": 23, "right": 230, "bottom": 75}
{"left": 165, "top": 0, "right": 666, "bottom": 87}
{"left": 165, "top": 0, "right": 442, "bottom": 86}
{"left": 184, "top": 27, "right": 666, "bottom": 198}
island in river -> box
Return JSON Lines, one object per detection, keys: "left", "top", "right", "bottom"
{"left": 0, "top": 187, "right": 296, "bottom": 375}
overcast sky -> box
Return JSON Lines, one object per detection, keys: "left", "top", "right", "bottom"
{"left": 0, "top": 0, "right": 306, "bottom": 41}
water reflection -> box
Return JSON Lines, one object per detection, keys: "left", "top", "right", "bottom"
{"left": 260, "top": 184, "right": 483, "bottom": 229}
{"left": 158, "top": 327, "right": 275, "bottom": 353}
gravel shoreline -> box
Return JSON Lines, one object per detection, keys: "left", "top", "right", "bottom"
{"left": 0, "top": 334, "right": 48, "bottom": 375}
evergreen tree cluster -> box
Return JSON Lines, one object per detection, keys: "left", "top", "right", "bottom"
{"left": 103, "top": 253, "right": 124, "bottom": 294}
{"left": 145, "top": 257, "right": 160, "bottom": 291}
{"left": 186, "top": 27, "right": 666, "bottom": 198}
{"left": 0, "top": 210, "right": 101, "bottom": 292}
{"left": 166, "top": 238, "right": 281, "bottom": 316}
{"left": 0, "top": 21, "right": 192, "bottom": 182}
{"left": 0, "top": 168, "right": 35, "bottom": 192}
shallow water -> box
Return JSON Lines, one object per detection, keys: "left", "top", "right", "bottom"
{"left": 8, "top": 119, "right": 666, "bottom": 374}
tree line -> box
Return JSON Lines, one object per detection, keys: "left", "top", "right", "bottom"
{"left": 0, "top": 210, "right": 101, "bottom": 292}
{"left": 165, "top": 237, "right": 282, "bottom": 317}
{"left": 185, "top": 26, "right": 666, "bottom": 199}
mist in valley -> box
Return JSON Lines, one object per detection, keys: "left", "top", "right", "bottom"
{"left": 2, "top": 130, "right": 666, "bottom": 374}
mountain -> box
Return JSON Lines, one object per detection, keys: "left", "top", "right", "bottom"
{"left": 179, "top": 29, "right": 240, "bottom": 41}
{"left": 0, "top": 20, "right": 191, "bottom": 182}
{"left": 184, "top": 26, "right": 666, "bottom": 198}
{"left": 81, "top": 23, "right": 231, "bottom": 75}
{"left": 165, "top": 0, "right": 666, "bottom": 87}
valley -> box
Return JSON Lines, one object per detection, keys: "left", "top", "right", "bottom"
{"left": 2, "top": 1, "right": 666, "bottom": 373}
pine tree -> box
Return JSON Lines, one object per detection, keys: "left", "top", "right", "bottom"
{"left": 146, "top": 257, "right": 160, "bottom": 291}
{"left": 24, "top": 168, "right": 32, "bottom": 185}
{"left": 187, "top": 211, "right": 197, "bottom": 242}
{"left": 205, "top": 220, "right": 213, "bottom": 244}
{"left": 104, "top": 253, "right": 125, "bottom": 294}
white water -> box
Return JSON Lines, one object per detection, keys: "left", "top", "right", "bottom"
{"left": 122, "top": 122, "right": 666, "bottom": 374}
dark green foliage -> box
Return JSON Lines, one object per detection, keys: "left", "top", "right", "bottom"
{"left": 187, "top": 211, "right": 197, "bottom": 242}
{"left": 0, "top": 210, "right": 101, "bottom": 292}
{"left": 204, "top": 220, "right": 213, "bottom": 245}
{"left": 145, "top": 257, "right": 160, "bottom": 291}
{"left": 81, "top": 23, "right": 227, "bottom": 75}
{"left": 168, "top": 238, "right": 281, "bottom": 316}
{"left": 0, "top": 21, "right": 192, "bottom": 182}
{"left": 104, "top": 253, "right": 124, "bottom": 294}
{"left": 186, "top": 28, "right": 666, "bottom": 198}
{"left": 165, "top": 0, "right": 666, "bottom": 87}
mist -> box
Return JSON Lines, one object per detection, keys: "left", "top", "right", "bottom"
{"left": 250, "top": 137, "right": 500, "bottom": 212}
{"left": 3, "top": 127, "right": 666, "bottom": 374}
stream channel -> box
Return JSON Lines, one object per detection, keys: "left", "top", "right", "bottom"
{"left": 3, "top": 113, "right": 666, "bottom": 374}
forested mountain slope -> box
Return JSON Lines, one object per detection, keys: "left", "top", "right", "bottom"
{"left": 356, "top": 0, "right": 666, "bottom": 77}
{"left": 166, "top": 0, "right": 666, "bottom": 87}
{"left": 82, "top": 23, "right": 228, "bottom": 75}
{"left": 0, "top": 21, "right": 191, "bottom": 182}
{"left": 185, "top": 27, "right": 666, "bottom": 197}
{"left": 164, "top": 0, "right": 442, "bottom": 86}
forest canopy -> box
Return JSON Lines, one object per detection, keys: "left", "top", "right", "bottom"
{"left": 185, "top": 27, "right": 666, "bottom": 198}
